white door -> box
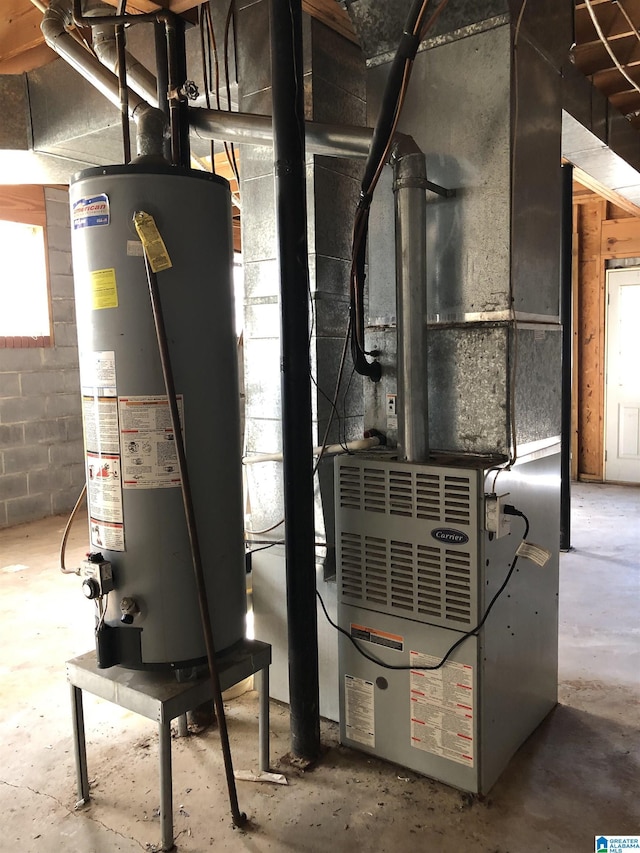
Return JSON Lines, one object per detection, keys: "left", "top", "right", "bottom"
{"left": 605, "top": 268, "right": 640, "bottom": 483}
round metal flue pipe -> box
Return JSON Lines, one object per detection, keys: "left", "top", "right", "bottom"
{"left": 393, "top": 148, "right": 429, "bottom": 463}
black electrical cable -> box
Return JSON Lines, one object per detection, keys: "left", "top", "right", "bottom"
{"left": 318, "top": 508, "right": 530, "bottom": 672}
{"left": 349, "top": 0, "right": 440, "bottom": 381}
{"left": 223, "top": 0, "right": 240, "bottom": 187}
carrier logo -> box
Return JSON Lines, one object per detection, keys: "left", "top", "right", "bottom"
{"left": 431, "top": 528, "right": 469, "bottom": 545}
{"left": 73, "top": 194, "right": 110, "bottom": 230}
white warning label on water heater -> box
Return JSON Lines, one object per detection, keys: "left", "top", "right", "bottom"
{"left": 119, "top": 395, "right": 184, "bottom": 489}
{"left": 409, "top": 651, "right": 474, "bottom": 767}
{"left": 81, "top": 365, "right": 125, "bottom": 551}
{"left": 344, "top": 675, "right": 375, "bottom": 747}
{"left": 89, "top": 517, "right": 124, "bottom": 551}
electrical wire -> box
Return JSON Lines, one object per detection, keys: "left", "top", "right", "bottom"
{"left": 200, "top": 2, "right": 241, "bottom": 205}
{"left": 198, "top": 4, "right": 216, "bottom": 167}
{"left": 505, "top": 0, "right": 529, "bottom": 469}
{"left": 349, "top": 0, "right": 450, "bottom": 380}
{"left": 223, "top": 0, "right": 240, "bottom": 187}
{"left": 317, "top": 508, "right": 530, "bottom": 671}
{"left": 584, "top": 0, "right": 640, "bottom": 103}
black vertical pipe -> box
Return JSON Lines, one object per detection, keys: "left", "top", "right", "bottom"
{"left": 174, "top": 15, "right": 191, "bottom": 168}
{"left": 269, "top": 0, "right": 320, "bottom": 761}
{"left": 560, "top": 163, "right": 573, "bottom": 551}
{"left": 154, "top": 21, "right": 171, "bottom": 163}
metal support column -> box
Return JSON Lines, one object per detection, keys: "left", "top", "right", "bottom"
{"left": 560, "top": 162, "right": 573, "bottom": 551}
{"left": 269, "top": 0, "right": 320, "bottom": 762}
{"left": 259, "top": 666, "right": 270, "bottom": 772}
{"left": 70, "top": 684, "right": 90, "bottom": 807}
{"left": 158, "top": 722, "right": 173, "bottom": 851}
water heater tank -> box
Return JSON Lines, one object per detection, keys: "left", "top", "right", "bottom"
{"left": 69, "top": 164, "right": 246, "bottom": 670}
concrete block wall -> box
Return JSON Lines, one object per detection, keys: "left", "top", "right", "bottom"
{"left": 0, "top": 187, "right": 84, "bottom": 528}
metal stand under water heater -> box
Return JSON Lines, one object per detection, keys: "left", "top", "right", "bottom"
{"left": 69, "top": 164, "right": 247, "bottom": 670}
{"left": 336, "top": 449, "right": 560, "bottom": 794}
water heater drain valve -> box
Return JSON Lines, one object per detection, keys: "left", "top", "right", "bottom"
{"left": 81, "top": 553, "right": 114, "bottom": 600}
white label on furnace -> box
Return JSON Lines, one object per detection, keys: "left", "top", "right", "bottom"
{"left": 345, "top": 675, "right": 375, "bottom": 747}
{"left": 80, "top": 350, "right": 117, "bottom": 397}
{"left": 119, "top": 395, "right": 184, "bottom": 489}
{"left": 409, "top": 651, "right": 474, "bottom": 767}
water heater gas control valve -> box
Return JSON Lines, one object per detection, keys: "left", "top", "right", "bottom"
{"left": 81, "top": 553, "right": 114, "bottom": 598}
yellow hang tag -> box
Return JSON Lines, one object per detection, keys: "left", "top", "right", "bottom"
{"left": 133, "top": 211, "right": 173, "bottom": 273}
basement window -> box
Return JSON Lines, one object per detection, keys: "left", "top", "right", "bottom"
{"left": 0, "top": 219, "right": 52, "bottom": 347}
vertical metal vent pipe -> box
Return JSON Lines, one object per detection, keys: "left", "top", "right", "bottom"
{"left": 393, "top": 141, "right": 429, "bottom": 463}
{"left": 269, "top": 0, "right": 321, "bottom": 762}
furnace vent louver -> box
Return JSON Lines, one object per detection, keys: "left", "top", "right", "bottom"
{"left": 339, "top": 531, "right": 474, "bottom": 628}
{"left": 339, "top": 463, "right": 472, "bottom": 525}
{"left": 336, "top": 457, "right": 478, "bottom": 630}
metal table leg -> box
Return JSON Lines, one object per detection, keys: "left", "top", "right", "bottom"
{"left": 70, "top": 684, "right": 90, "bottom": 807}
{"left": 158, "top": 721, "right": 174, "bottom": 851}
{"left": 258, "top": 666, "right": 270, "bottom": 772}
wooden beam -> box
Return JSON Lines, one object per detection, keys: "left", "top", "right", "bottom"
{"left": 0, "top": 184, "right": 46, "bottom": 226}
{"left": 601, "top": 216, "right": 640, "bottom": 257}
{"left": 573, "top": 33, "right": 640, "bottom": 76}
{"left": 572, "top": 164, "right": 640, "bottom": 218}
{"left": 575, "top": 198, "right": 607, "bottom": 481}
{"left": 304, "top": 0, "right": 357, "bottom": 43}
{"left": 592, "top": 62, "right": 640, "bottom": 97}
{"left": 0, "top": 40, "right": 56, "bottom": 74}
{"left": 575, "top": 5, "right": 636, "bottom": 48}
{"left": 0, "top": 2, "right": 47, "bottom": 63}
{"left": 99, "top": 0, "right": 357, "bottom": 41}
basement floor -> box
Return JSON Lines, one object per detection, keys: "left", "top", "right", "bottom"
{"left": 0, "top": 483, "right": 638, "bottom": 853}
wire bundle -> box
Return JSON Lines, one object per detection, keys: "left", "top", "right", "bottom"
{"left": 349, "top": 0, "right": 450, "bottom": 380}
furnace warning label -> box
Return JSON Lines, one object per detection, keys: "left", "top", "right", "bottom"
{"left": 344, "top": 675, "right": 375, "bottom": 747}
{"left": 119, "top": 395, "right": 184, "bottom": 489}
{"left": 350, "top": 623, "right": 404, "bottom": 652}
{"left": 409, "top": 651, "right": 474, "bottom": 768}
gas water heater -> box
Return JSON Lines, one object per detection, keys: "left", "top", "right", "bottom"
{"left": 70, "top": 164, "right": 246, "bottom": 670}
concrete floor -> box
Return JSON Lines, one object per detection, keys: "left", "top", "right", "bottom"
{"left": 0, "top": 482, "right": 638, "bottom": 853}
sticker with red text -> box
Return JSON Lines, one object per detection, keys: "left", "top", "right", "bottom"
{"left": 409, "top": 651, "right": 474, "bottom": 767}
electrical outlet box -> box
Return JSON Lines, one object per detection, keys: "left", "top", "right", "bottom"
{"left": 386, "top": 394, "right": 397, "bottom": 416}
{"left": 485, "top": 493, "right": 511, "bottom": 538}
